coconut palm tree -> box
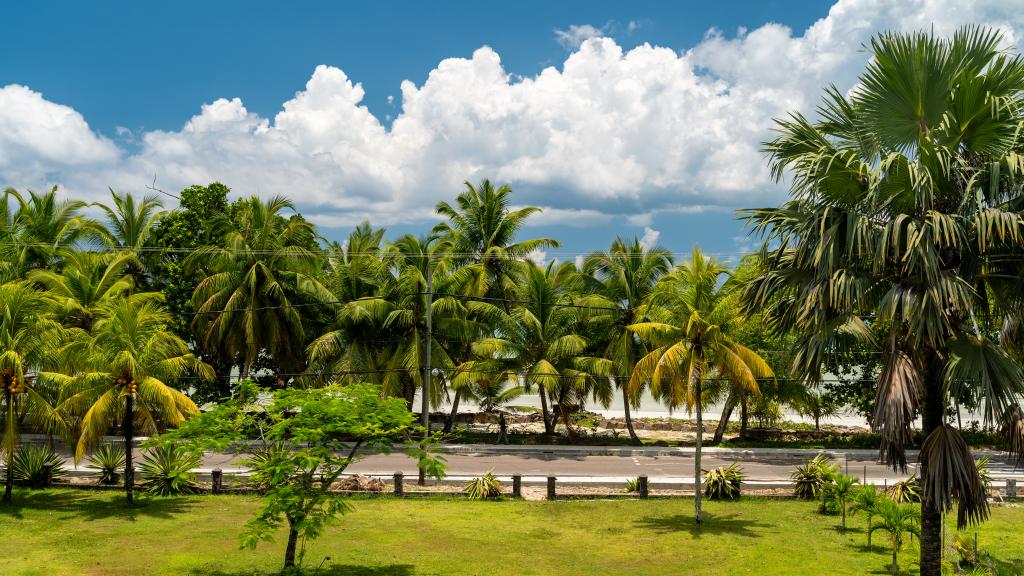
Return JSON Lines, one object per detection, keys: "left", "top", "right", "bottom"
{"left": 54, "top": 297, "right": 213, "bottom": 503}
{"left": 743, "top": 27, "right": 1024, "bottom": 574}
{"left": 629, "top": 247, "right": 773, "bottom": 523}
{"left": 28, "top": 249, "right": 136, "bottom": 330}
{"left": 451, "top": 364, "right": 525, "bottom": 444}
{"left": 95, "top": 190, "right": 166, "bottom": 287}
{"left": 188, "top": 195, "right": 333, "bottom": 379}
{"left": 582, "top": 237, "right": 673, "bottom": 444}
{"left": 472, "top": 260, "right": 597, "bottom": 438}
{"left": 434, "top": 179, "right": 558, "bottom": 304}
{"left": 870, "top": 497, "right": 922, "bottom": 574}
{"left": 0, "top": 282, "right": 66, "bottom": 502}
{"left": 7, "top": 186, "right": 98, "bottom": 270}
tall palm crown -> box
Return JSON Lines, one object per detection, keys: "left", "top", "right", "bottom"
{"left": 743, "top": 27, "right": 1024, "bottom": 573}
{"left": 96, "top": 190, "right": 165, "bottom": 252}
{"left": 6, "top": 186, "right": 96, "bottom": 270}
{"left": 188, "top": 195, "right": 333, "bottom": 378}
{"left": 629, "top": 247, "right": 772, "bottom": 523}
{"left": 55, "top": 298, "right": 213, "bottom": 461}
{"left": 28, "top": 249, "right": 135, "bottom": 329}
{"left": 582, "top": 237, "right": 673, "bottom": 442}
{"left": 0, "top": 281, "right": 66, "bottom": 502}
{"left": 434, "top": 179, "right": 558, "bottom": 300}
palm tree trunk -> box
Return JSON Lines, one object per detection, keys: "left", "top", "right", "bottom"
{"left": 694, "top": 377, "right": 703, "bottom": 525}
{"left": 739, "top": 393, "right": 749, "bottom": 439}
{"left": 239, "top": 360, "right": 251, "bottom": 381}
{"left": 284, "top": 519, "right": 299, "bottom": 569}
{"left": 713, "top": 390, "right": 736, "bottom": 444}
{"left": 560, "top": 405, "right": 579, "bottom": 444}
{"left": 538, "top": 385, "right": 554, "bottom": 435}
{"left": 622, "top": 386, "right": 641, "bottom": 445}
{"left": 498, "top": 412, "right": 508, "bottom": 445}
{"left": 3, "top": 387, "right": 12, "bottom": 503}
{"left": 443, "top": 389, "right": 461, "bottom": 434}
{"left": 891, "top": 549, "right": 898, "bottom": 574}
{"left": 867, "top": 514, "right": 873, "bottom": 547}
{"left": 919, "top": 374, "right": 944, "bottom": 576}
{"left": 124, "top": 392, "right": 134, "bottom": 505}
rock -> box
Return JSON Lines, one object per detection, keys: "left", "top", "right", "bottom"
{"left": 335, "top": 475, "right": 385, "bottom": 492}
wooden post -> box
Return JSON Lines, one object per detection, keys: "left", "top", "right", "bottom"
{"left": 212, "top": 468, "right": 223, "bottom": 494}
{"left": 512, "top": 474, "right": 522, "bottom": 498}
{"left": 638, "top": 475, "right": 649, "bottom": 499}
{"left": 1007, "top": 478, "right": 1017, "bottom": 499}
{"left": 546, "top": 476, "right": 556, "bottom": 500}
{"left": 393, "top": 472, "right": 404, "bottom": 496}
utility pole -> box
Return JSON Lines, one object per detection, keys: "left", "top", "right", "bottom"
{"left": 418, "top": 260, "right": 433, "bottom": 486}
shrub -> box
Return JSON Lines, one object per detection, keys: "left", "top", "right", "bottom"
{"left": 139, "top": 444, "right": 201, "bottom": 496}
{"left": 703, "top": 463, "right": 744, "bottom": 500}
{"left": 888, "top": 475, "right": 921, "bottom": 503}
{"left": 88, "top": 444, "right": 126, "bottom": 485}
{"left": 975, "top": 457, "right": 993, "bottom": 494}
{"left": 625, "top": 477, "right": 641, "bottom": 493}
{"left": 13, "top": 445, "right": 67, "bottom": 488}
{"left": 791, "top": 453, "right": 836, "bottom": 500}
{"left": 463, "top": 471, "right": 502, "bottom": 499}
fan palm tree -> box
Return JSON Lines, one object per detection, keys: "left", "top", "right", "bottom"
{"left": 434, "top": 179, "right": 558, "bottom": 304}
{"left": 54, "top": 297, "right": 213, "bottom": 503}
{"left": 743, "top": 27, "right": 1024, "bottom": 574}
{"left": 188, "top": 196, "right": 333, "bottom": 379}
{"left": 870, "top": 497, "right": 922, "bottom": 574}
{"left": 472, "top": 260, "right": 597, "bottom": 438}
{"left": 629, "top": 247, "right": 773, "bottom": 523}
{"left": 0, "top": 282, "right": 66, "bottom": 502}
{"left": 28, "top": 249, "right": 136, "bottom": 330}
{"left": 582, "top": 237, "right": 673, "bottom": 444}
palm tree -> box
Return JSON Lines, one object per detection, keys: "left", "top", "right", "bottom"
{"left": 7, "top": 186, "right": 97, "bottom": 270}
{"left": 0, "top": 282, "right": 66, "bottom": 502}
{"left": 870, "top": 497, "right": 922, "bottom": 574}
{"left": 629, "top": 247, "right": 773, "bottom": 523}
{"left": 451, "top": 365, "right": 525, "bottom": 444}
{"left": 851, "top": 484, "right": 882, "bottom": 547}
{"left": 831, "top": 473, "right": 859, "bottom": 530}
{"left": 743, "top": 27, "right": 1024, "bottom": 574}
{"left": 28, "top": 249, "right": 136, "bottom": 329}
{"left": 434, "top": 179, "right": 558, "bottom": 303}
{"left": 472, "top": 260, "right": 597, "bottom": 438}
{"left": 95, "top": 190, "right": 166, "bottom": 287}
{"left": 582, "top": 237, "right": 673, "bottom": 444}
{"left": 188, "top": 196, "right": 333, "bottom": 379}
{"left": 54, "top": 297, "right": 213, "bottom": 503}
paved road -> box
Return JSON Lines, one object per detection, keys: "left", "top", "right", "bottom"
{"left": 52, "top": 441, "right": 1022, "bottom": 486}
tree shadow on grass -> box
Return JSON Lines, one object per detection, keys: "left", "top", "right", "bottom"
{"left": 0, "top": 489, "right": 195, "bottom": 521}
{"left": 190, "top": 565, "right": 417, "bottom": 576}
{"left": 633, "top": 512, "right": 769, "bottom": 539}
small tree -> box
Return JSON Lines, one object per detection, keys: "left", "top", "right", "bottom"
{"left": 162, "top": 381, "right": 445, "bottom": 572}
{"left": 850, "top": 484, "right": 882, "bottom": 547}
{"left": 870, "top": 497, "right": 921, "bottom": 574}
{"left": 827, "top": 473, "right": 859, "bottom": 530}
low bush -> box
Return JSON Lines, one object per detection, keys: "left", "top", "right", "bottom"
{"left": 139, "top": 444, "right": 200, "bottom": 496}
{"left": 791, "top": 453, "right": 836, "bottom": 501}
{"left": 703, "top": 463, "right": 744, "bottom": 500}
{"left": 625, "top": 477, "right": 641, "bottom": 493}
{"left": 88, "top": 444, "right": 126, "bottom": 485}
{"left": 13, "top": 445, "right": 67, "bottom": 488}
{"left": 888, "top": 475, "right": 920, "bottom": 504}
{"left": 464, "top": 471, "right": 502, "bottom": 499}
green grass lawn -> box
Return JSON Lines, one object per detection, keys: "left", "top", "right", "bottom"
{"left": 2, "top": 490, "right": 1022, "bottom": 575}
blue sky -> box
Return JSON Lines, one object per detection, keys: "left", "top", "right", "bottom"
{"left": 2, "top": 1, "right": 1020, "bottom": 260}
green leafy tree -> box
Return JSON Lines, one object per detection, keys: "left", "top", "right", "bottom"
{"left": 582, "top": 237, "right": 673, "bottom": 444}
{"left": 629, "top": 247, "right": 773, "bottom": 523}
{"left": 53, "top": 297, "right": 213, "bottom": 503}
{"left": 162, "top": 381, "right": 446, "bottom": 572}
{"left": 0, "top": 282, "right": 66, "bottom": 502}
{"left": 743, "top": 27, "right": 1024, "bottom": 574}
{"left": 188, "top": 195, "right": 333, "bottom": 379}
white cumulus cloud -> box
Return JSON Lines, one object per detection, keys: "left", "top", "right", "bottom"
{"left": 1, "top": 0, "right": 1023, "bottom": 231}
